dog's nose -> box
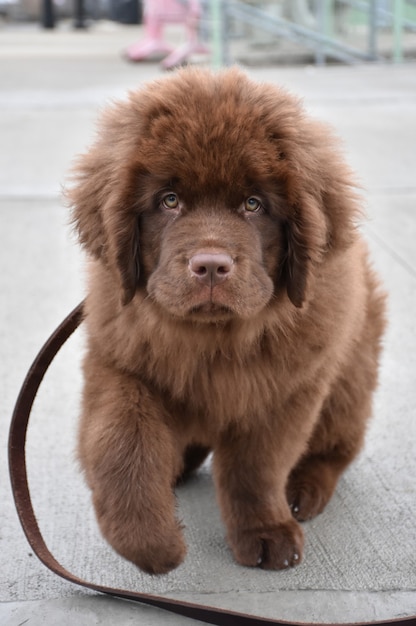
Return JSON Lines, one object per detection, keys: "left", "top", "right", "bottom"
{"left": 189, "top": 253, "right": 233, "bottom": 286}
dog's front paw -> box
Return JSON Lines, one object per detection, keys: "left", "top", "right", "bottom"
{"left": 228, "top": 518, "right": 304, "bottom": 570}
{"left": 97, "top": 513, "right": 187, "bottom": 575}
{"left": 127, "top": 529, "right": 187, "bottom": 575}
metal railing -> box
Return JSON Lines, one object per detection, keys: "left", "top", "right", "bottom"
{"left": 210, "top": 0, "right": 416, "bottom": 66}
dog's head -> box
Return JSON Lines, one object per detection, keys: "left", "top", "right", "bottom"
{"left": 68, "top": 68, "right": 358, "bottom": 320}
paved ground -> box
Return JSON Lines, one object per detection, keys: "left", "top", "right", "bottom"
{"left": 1, "top": 20, "right": 416, "bottom": 626}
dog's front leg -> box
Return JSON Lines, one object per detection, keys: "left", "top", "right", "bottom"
{"left": 213, "top": 389, "right": 324, "bottom": 570}
{"left": 78, "top": 355, "right": 186, "bottom": 574}
{"left": 213, "top": 434, "right": 303, "bottom": 569}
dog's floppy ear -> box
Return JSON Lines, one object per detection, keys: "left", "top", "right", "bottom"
{"left": 68, "top": 150, "right": 142, "bottom": 306}
{"left": 283, "top": 217, "right": 309, "bottom": 309}
{"left": 275, "top": 120, "right": 358, "bottom": 308}
{"left": 68, "top": 150, "right": 109, "bottom": 260}
{"left": 103, "top": 177, "right": 141, "bottom": 306}
{"left": 282, "top": 195, "right": 327, "bottom": 308}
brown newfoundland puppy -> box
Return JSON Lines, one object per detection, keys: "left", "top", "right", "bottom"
{"left": 68, "top": 67, "right": 386, "bottom": 574}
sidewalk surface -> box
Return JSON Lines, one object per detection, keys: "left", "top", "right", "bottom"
{"left": 1, "top": 21, "right": 416, "bottom": 626}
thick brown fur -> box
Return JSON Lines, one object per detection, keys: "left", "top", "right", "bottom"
{"left": 67, "top": 67, "right": 386, "bottom": 574}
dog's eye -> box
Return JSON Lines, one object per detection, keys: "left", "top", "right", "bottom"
{"left": 244, "top": 197, "right": 262, "bottom": 213}
{"left": 162, "top": 193, "right": 179, "bottom": 210}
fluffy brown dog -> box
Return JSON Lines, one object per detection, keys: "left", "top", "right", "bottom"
{"left": 68, "top": 67, "right": 386, "bottom": 574}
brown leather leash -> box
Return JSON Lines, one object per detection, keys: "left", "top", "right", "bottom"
{"left": 8, "top": 301, "right": 416, "bottom": 626}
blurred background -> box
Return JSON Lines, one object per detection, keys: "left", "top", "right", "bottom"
{"left": 0, "top": 0, "right": 415, "bottom": 68}
{"left": 1, "top": 2, "right": 416, "bottom": 625}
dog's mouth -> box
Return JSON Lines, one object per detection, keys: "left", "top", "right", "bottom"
{"left": 188, "top": 301, "right": 234, "bottom": 320}
{"left": 190, "top": 302, "right": 233, "bottom": 314}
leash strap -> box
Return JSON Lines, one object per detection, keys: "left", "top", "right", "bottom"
{"left": 7, "top": 302, "right": 414, "bottom": 626}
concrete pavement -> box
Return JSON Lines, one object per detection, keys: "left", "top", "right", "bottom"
{"left": 1, "top": 21, "right": 416, "bottom": 625}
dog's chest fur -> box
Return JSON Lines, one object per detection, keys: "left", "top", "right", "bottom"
{"left": 94, "top": 296, "right": 331, "bottom": 430}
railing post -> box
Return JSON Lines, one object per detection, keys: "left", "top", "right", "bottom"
{"left": 393, "top": 0, "right": 404, "bottom": 62}
{"left": 316, "top": 0, "right": 333, "bottom": 65}
{"left": 211, "top": 0, "right": 225, "bottom": 68}
{"left": 368, "top": 0, "right": 378, "bottom": 60}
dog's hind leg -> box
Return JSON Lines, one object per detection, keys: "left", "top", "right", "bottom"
{"left": 285, "top": 382, "right": 371, "bottom": 521}
{"left": 286, "top": 284, "right": 385, "bottom": 521}
{"left": 176, "top": 444, "right": 211, "bottom": 485}
{"left": 286, "top": 436, "right": 363, "bottom": 522}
